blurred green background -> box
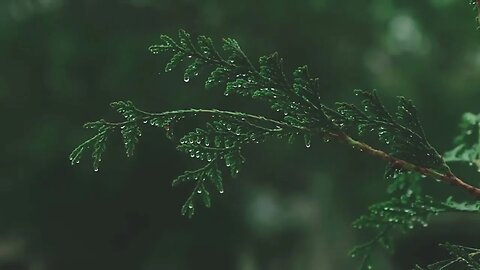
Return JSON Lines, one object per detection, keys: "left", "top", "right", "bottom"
{"left": 1, "top": 0, "right": 480, "bottom": 269}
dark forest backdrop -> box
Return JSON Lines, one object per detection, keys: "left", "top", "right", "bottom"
{"left": 1, "top": 0, "right": 480, "bottom": 269}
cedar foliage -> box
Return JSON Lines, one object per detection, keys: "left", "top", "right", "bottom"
{"left": 70, "top": 2, "right": 480, "bottom": 269}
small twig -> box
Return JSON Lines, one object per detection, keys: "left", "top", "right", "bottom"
{"left": 331, "top": 132, "right": 480, "bottom": 199}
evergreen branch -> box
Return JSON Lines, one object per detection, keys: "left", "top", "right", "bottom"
{"left": 350, "top": 225, "right": 392, "bottom": 270}
{"left": 353, "top": 191, "right": 480, "bottom": 269}
{"left": 71, "top": 102, "right": 305, "bottom": 173}
{"left": 150, "top": 30, "right": 468, "bottom": 195}
{"left": 71, "top": 29, "right": 480, "bottom": 227}
{"left": 174, "top": 159, "right": 219, "bottom": 218}
{"left": 70, "top": 3, "right": 480, "bottom": 268}
{"left": 69, "top": 121, "right": 112, "bottom": 172}
{"left": 415, "top": 243, "right": 480, "bottom": 269}
{"left": 73, "top": 29, "right": 480, "bottom": 218}
{"left": 71, "top": 100, "right": 308, "bottom": 216}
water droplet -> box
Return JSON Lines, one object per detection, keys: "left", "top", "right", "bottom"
{"left": 188, "top": 204, "right": 193, "bottom": 209}
{"left": 94, "top": 168, "right": 99, "bottom": 172}
{"left": 304, "top": 135, "right": 311, "bottom": 148}
{"left": 197, "top": 189, "right": 202, "bottom": 194}
{"left": 219, "top": 190, "right": 224, "bottom": 194}
{"left": 184, "top": 76, "right": 190, "bottom": 83}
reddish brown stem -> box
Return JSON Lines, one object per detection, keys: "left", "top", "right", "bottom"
{"left": 330, "top": 132, "right": 480, "bottom": 199}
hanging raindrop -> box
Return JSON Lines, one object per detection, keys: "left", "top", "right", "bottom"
{"left": 304, "top": 135, "right": 311, "bottom": 148}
